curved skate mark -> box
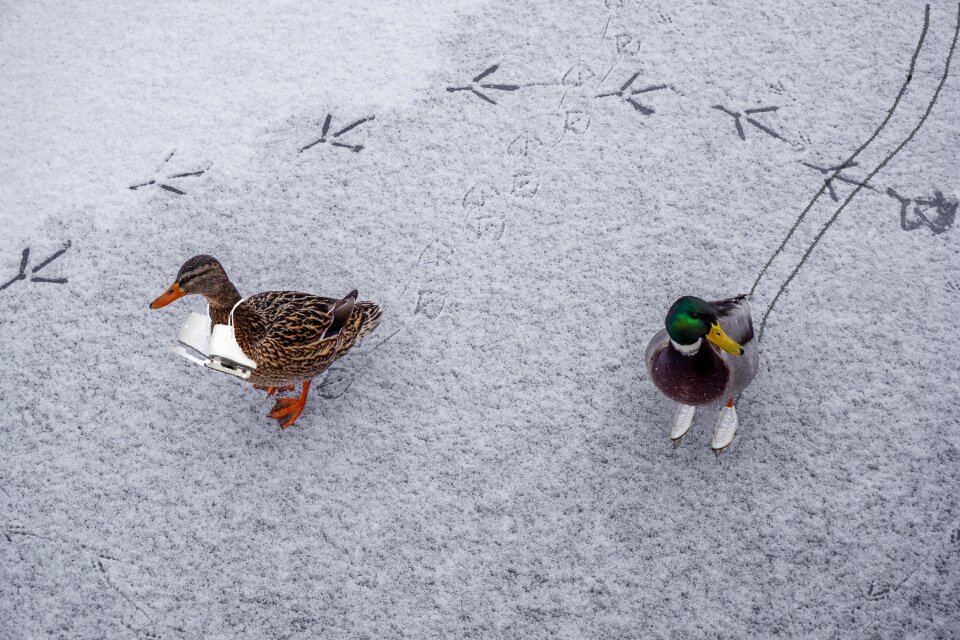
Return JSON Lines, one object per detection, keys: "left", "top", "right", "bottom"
{"left": 5, "top": 525, "right": 153, "bottom": 630}
{"left": 749, "top": 5, "right": 931, "bottom": 300}
{"left": 851, "top": 522, "right": 960, "bottom": 640}
{"left": 354, "top": 325, "right": 403, "bottom": 355}
{"left": 5, "top": 524, "right": 56, "bottom": 543}
{"left": 129, "top": 150, "right": 207, "bottom": 195}
{"left": 596, "top": 53, "right": 624, "bottom": 87}
{"left": 4, "top": 525, "right": 120, "bottom": 561}
{"left": 355, "top": 291, "right": 435, "bottom": 355}
{"left": 94, "top": 556, "right": 153, "bottom": 626}
{"left": 317, "top": 366, "right": 354, "bottom": 399}
{"left": 600, "top": 0, "right": 624, "bottom": 42}
{"left": 759, "top": 3, "right": 959, "bottom": 339}
{"left": 348, "top": 292, "right": 404, "bottom": 355}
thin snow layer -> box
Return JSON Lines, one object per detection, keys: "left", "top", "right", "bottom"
{"left": 1, "top": 1, "right": 959, "bottom": 638}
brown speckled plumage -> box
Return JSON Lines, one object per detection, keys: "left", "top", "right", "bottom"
{"left": 151, "top": 255, "right": 381, "bottom": 427}
{"left": 232, "top": 290, "right": 381, "bottom": 386}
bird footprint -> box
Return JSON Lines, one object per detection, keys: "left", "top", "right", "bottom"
{"left": 865, "top": 582, "right": 891, "bottom": 601}
{"left": 318, "top": 367, "right": 354, "bottom": 399}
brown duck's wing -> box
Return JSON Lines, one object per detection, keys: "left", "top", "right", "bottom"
{"left": 243, "top": 291, "right": 338, "bottom": 347}
{"left": 709, "top": 294, "right": 755, "bottom": 345}
{"left": 234, "top": 290, "right": 379, "bottom": 384}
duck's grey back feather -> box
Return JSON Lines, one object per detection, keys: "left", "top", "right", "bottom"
{"left": 710, "top": 294, "right": 755, "bottom": 345}
{"left": 711, "top": 294, "right": 759, "bottom": 400}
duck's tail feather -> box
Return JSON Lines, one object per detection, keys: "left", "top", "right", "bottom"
{"left": 355, "top": 300, "right": 382, "bottom": 338}
{"left": 323, "top": 290, "right": 358, "bottom": 340}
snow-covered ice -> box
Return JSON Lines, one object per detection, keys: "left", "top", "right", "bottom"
{"left": 1, "top": 1, "right": 959, "bottom": 637}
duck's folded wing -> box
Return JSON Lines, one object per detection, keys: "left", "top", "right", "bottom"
{"left": 244, "top": 291, "right": 337, "bottom": 349}
{"left": 710, "top": 294, "right": 755, "bottom": 345}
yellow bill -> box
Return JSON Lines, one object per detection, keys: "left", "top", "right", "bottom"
{"left": 706, "top": 322, "right": 744, "bottom": 355}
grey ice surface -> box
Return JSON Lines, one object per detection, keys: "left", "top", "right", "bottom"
{"left": 2, "top": 1, "right": 960, "bottom": 638}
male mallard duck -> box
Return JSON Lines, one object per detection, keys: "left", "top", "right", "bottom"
{"left": 149, "top": 255, "right": 381, "bottom": 428}
{"left": 644, "top": 295, "right": 758, "bottom": 451}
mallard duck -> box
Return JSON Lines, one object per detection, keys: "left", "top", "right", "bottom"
{"left": 644, "top": 295, "right": 758, "bottom": 451}
{"left": 149, "top": 255, "right": 381, "bottom": 428}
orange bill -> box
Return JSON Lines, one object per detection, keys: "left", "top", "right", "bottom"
{"left": 150, "top": 282, "right": 186, "bottom": 309}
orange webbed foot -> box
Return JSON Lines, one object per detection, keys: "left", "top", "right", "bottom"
{"left": 268, "top": 381, "right": 312, "bottom": 428}
{"left": 270, "top": 398, "right": 300, "bottom": 418}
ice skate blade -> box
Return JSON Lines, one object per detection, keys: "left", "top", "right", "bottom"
{"left": 169, "top": 343, "right": 210, "bottom": 367}
{"left": 711, "top": 406, "right": 739, "bottom": 452}
{"left": 670, "top": 404, "right": 696, "bottom": 442}
{"left": 205, "top": 356, "right": 254, "bottom": 380}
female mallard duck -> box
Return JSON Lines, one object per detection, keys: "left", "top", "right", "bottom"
{"left": 149, "top": 255, "right": 381, "bottom": 428}
{"left": 644, "top": 295, "right": 758, "bottom": 451}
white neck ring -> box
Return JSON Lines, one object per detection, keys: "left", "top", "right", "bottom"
{"left": 671, "top": 338, "right": 702, "bottom": 356}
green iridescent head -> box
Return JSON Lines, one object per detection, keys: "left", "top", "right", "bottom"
{"left": 665, "top": 296, "right": 715, "bottom": 344}
{"left": 665, "top": 296, "right": 744, "bottom": 355}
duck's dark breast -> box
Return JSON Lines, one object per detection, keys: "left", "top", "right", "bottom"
{"left": 650, "top": 345, "right": 728, "bottom": 405}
